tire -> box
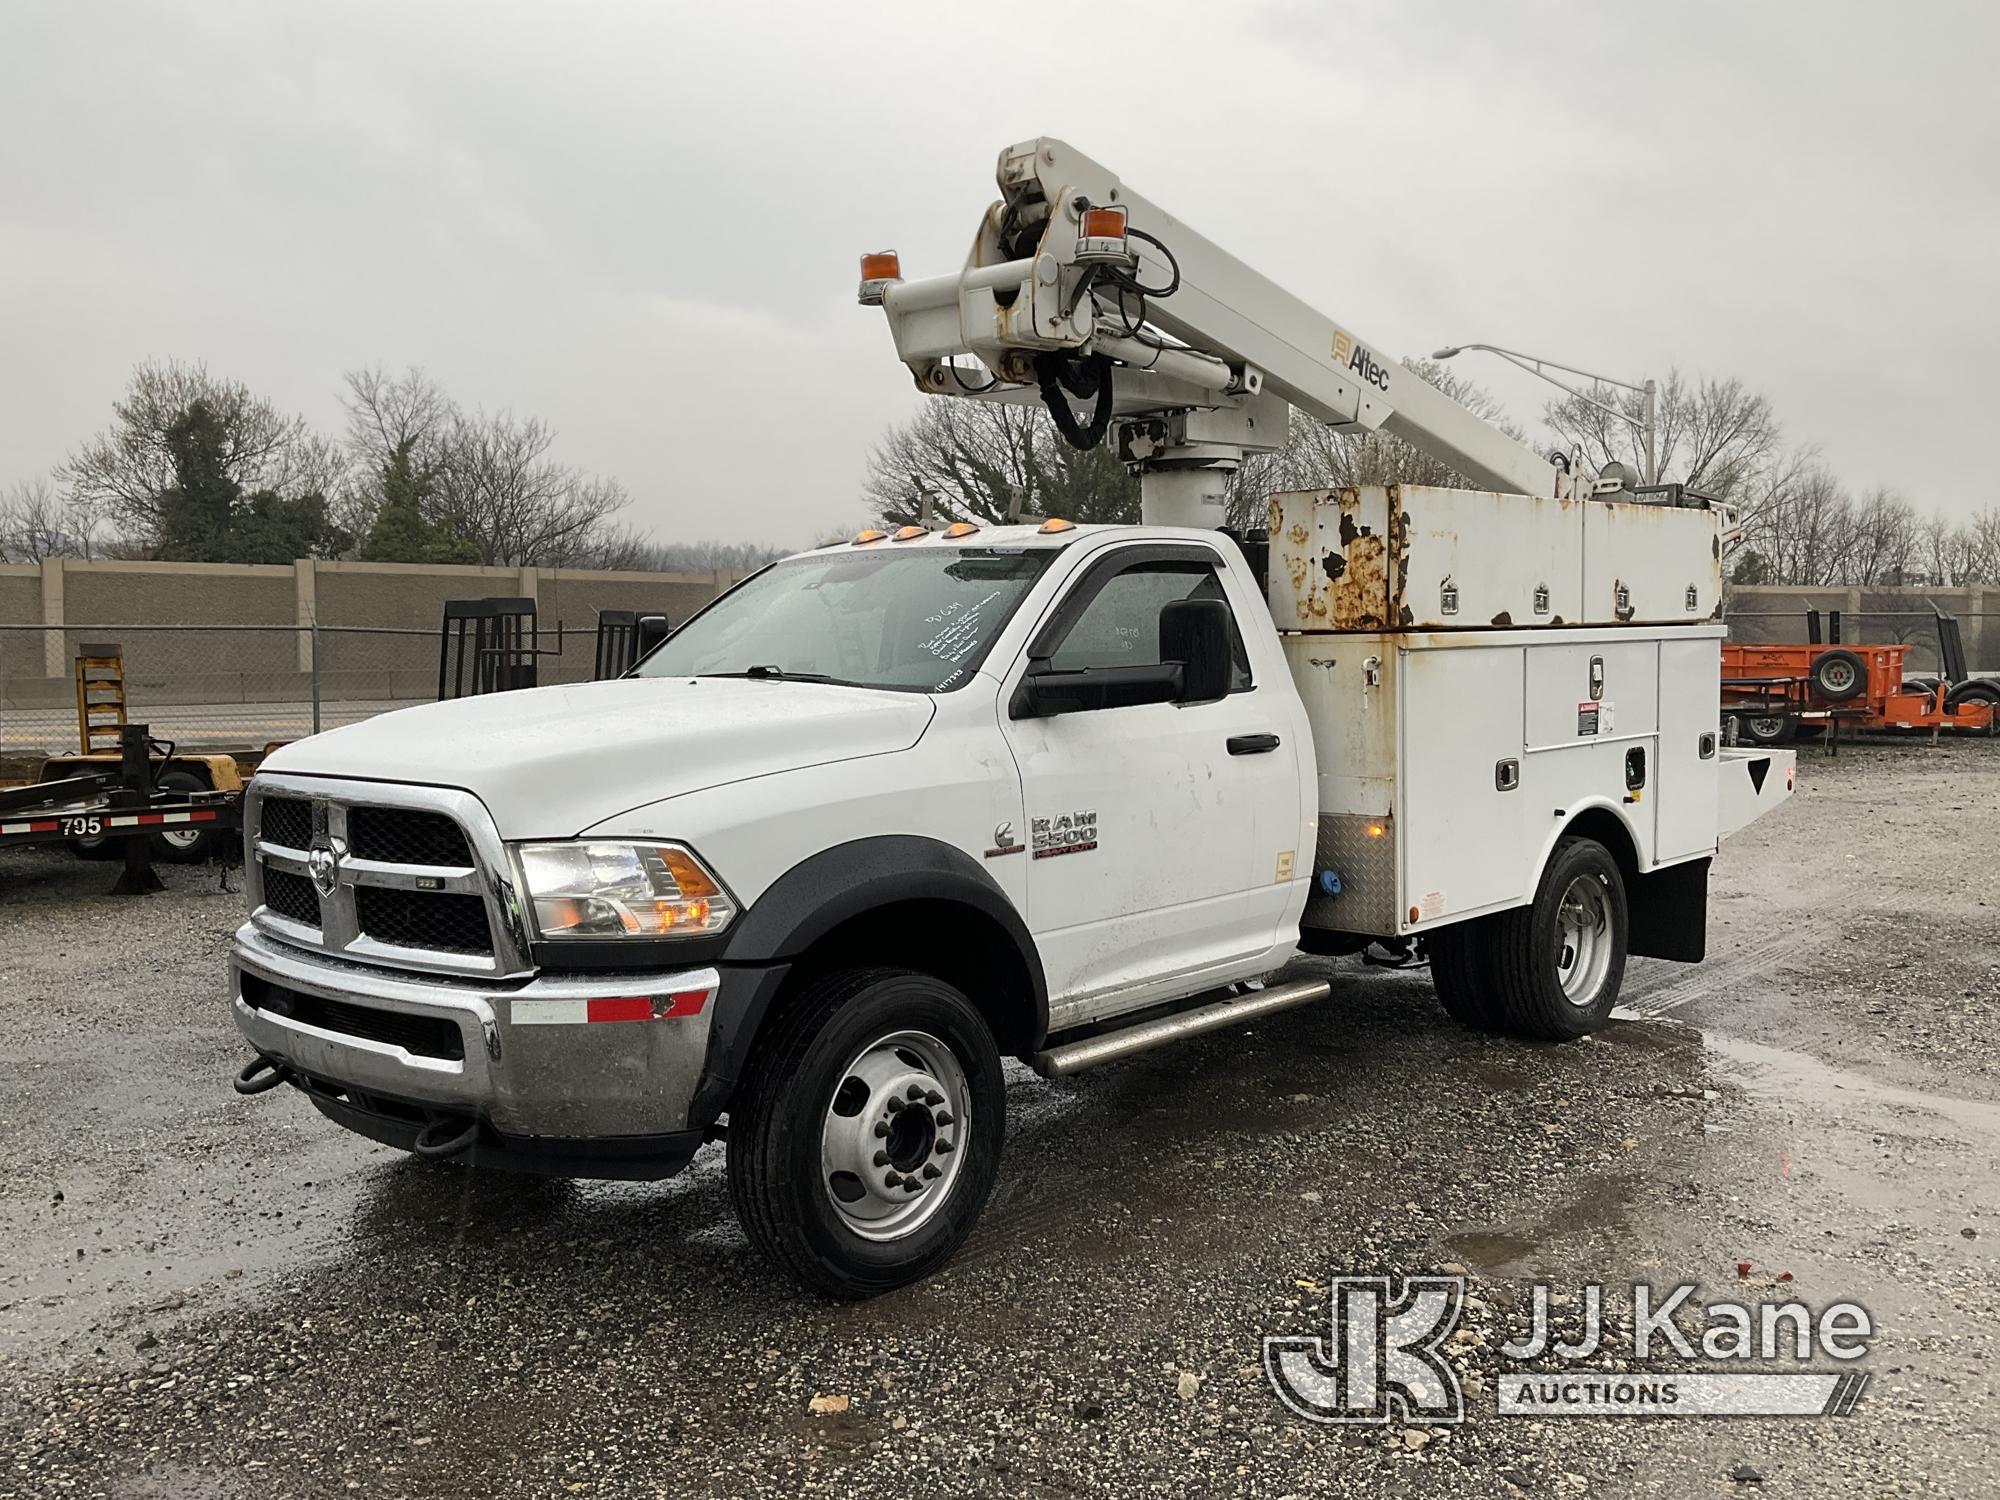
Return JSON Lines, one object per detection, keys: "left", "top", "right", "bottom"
{"left": 151, "top": 771, "right": 219, "bottom": 863}
{"left": 1810, "top": 648, "right": 1868, "bottom": 703}
{"left": 727, "top": 967, "right": 1005, "bottom": 1300}
{"left": 1425, "top": 919, "right": 1503, "bottom": 1031}
{"left": 1735, "top": 713, "right": 1797, "bottom": 746}
{"left": 1945, "top": 679, "right": 2000, "bottom": 713}
{"left": 1488, "top": 838, "right": 1628, "bottom": 1041}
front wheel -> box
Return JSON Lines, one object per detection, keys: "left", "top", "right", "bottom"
{"left": 727, "top": 968, "right": 1004, "bottom": 1300}
{"left": 1488, "top": 838, "right": 1628, "bottom": 1040}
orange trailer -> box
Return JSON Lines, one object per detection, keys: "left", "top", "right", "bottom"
{"left": 1721, "top": 639, "right": 1996, "bottom": 746}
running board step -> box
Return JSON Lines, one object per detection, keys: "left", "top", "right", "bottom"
{"left": 1030, "top": 977, "right": 1333, "bottom": 1078}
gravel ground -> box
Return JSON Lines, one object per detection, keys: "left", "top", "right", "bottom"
{"left": 2, "top": 738, "right": 1996, "bottom": 1498}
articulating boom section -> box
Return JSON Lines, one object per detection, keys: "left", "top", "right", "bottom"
{"left": 862, "top": 137, "right": 1573, "bottom": 528}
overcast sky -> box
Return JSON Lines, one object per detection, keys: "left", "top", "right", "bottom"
{"left": 3, "top": 1, "right": 1993, "bottom": 545}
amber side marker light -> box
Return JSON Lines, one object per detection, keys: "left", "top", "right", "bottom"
{"left": 853, "top": 528, "right": 886, "bottom": 545}
{"left": 943, "top": 521, "right": 979, "bottom": 539}
{"left": 1038, "top": 517, "right": 1076, "bottom": 534}
{"left": 892, "top": 525, "right": 926, "bottom": 542}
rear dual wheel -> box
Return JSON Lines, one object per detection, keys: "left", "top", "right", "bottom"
{"left": 1426, "top": 837, "right": 1628, "bottom": 1040}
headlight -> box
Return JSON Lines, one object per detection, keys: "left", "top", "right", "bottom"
{"left": 515, "top": 841, "right": 736, "bottom": 939}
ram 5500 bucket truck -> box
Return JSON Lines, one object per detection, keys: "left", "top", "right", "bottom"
{"left": 229, "top": 138, "right": 1793, "bottom": 1298}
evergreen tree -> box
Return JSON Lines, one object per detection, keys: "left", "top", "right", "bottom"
{"left": 359, "top": 438, "right": 479, "bottom": 563}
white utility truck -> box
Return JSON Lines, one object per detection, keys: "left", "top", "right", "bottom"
{"left": 229, "top": 138, "right": 1793, "bottom": 1297}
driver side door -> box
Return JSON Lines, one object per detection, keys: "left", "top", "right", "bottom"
{"left": 997, "top": 543, "right": 1296, "bottom": 1024}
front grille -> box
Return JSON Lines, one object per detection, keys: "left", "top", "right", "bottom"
{"left": 260, "top": 797, "right": 313, "bottom": 850}
{"left": 242, "top": 974, "right": 465, "bottom": 1061}
{"left": 262, "top": 867, "right": 322, "bottom": 927}
{"left": 348, "top": 807, "right": 472, "bottom": 867}
{"left": 355, "top": 886, "right": 493, "bottom": 955}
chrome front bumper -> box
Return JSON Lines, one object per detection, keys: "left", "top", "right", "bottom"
{"left": 229, "top": 924, "right": 720, "bottom": 1139}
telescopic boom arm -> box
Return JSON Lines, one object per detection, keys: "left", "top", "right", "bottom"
{"left": 861, "top": 137, "right": 1575, "bottom": 528}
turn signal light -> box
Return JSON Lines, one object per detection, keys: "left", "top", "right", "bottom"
{"left": 1038, "top": 517, "right": 1076, "bottom": 534}
{"left": 1365, "top": 822, "right": 1387, "bottom": 839}
{"left": 853, "top": 528, "right": 886, "bottom": 545}
{"left": 943, "top": 521, "right": 979, "bottom": 538}
{"left": 860, "top": 250, "right": 902, "bottom": 282}
{"left": 1080, "top": 207, "right": 1128, "bottom": 240}
{"left": 892, "top": 525, "right": 926, "bottom": 541}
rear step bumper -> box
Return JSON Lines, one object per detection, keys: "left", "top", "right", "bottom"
{"left": 1030, "top": 977, "right": 1332, "bottom": 1078}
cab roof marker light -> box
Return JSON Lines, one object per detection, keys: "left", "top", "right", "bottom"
{"left": 853, "top": 528, "right": 886, "bottom": 545}
{"left": 943, "top": 521, "right": 979, "bottom": 539}
{"left": 892, "top": 525, "right": 926, "bottom": 541}
{"left": 1038, "top": 517, "right": 1076, "bottom": 534}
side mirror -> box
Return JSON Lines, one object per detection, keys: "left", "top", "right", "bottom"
{"left": 634, "top": 613, "right": 672, "bottom": 661}
{"left": 1159, "top": 597, "right": 1232, "bottom": 704}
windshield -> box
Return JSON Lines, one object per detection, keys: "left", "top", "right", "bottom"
{"left": 635, "top": 546, "right": 1056, "bottom": 692}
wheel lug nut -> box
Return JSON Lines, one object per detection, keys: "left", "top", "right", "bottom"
{"left": 873, "top": 1150, "right": 890, "bottom": 1166}
{"left": 872, "top": 1121, "right": 890, "bottom": 1137}
{"left": 886, "top": 1096, "right": 906, "bottom": 1113}
{"left": 906, "top": 1084, "right": 925, "bottom": 1101}
{"left": 924, "top": 1090, "right": 943, "bottom": 1106}
{"left": 884, "top": 1172, "right": 903, "bottom": 1188}
{"left": 903, "top": 1179, "right": 922, "bottom": 1194}
{"left": 934, "top": 1111, "right": 954, "bottom": 1127}
{"left": 921, "top": 1164, "right": 941, "bottom": 1180}
{"left": 934, "top": 1139, "right": 953, "bottom": 1155}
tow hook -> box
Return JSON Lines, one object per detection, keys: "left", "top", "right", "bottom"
{"left": 233, "top": 1055, "right": 294, "bottom": 1095}
{"left": 412, "top": 1115, "right": 480, "bottom": 1160}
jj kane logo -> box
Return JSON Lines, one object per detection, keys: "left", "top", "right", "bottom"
{"left": 1267, "top": 1276, "right": 1873, "bottom": 1424}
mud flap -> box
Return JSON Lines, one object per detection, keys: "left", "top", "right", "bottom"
{"left": 1629, "top": 857, "right": 1709, "bottom": 963}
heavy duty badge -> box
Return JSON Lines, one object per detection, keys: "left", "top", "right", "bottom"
{"left": 1031, "top": 810, "right": 1098, "bottom": 860}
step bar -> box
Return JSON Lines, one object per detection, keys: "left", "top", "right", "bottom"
{"left": 1030, "top": 976, "right": 1333, "bottom": 1078}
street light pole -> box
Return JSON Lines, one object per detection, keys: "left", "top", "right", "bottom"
{"left": 1433, "top": 343, "right": 1659, "bottom": 487}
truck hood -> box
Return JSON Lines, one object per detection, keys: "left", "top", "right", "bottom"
{"left": 260, "top": 677, "right": 936, "bottom": 838}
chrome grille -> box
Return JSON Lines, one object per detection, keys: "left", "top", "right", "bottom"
{"left": 261, "top": 867, "right": 322, "bottom": 927}
{"left": 347, "top": 807, "right": 472, "bottom": 867}
{"left": 259, "top": 796, "right": 313, "bottom": 850}
{"left": 247, "top": 775, "right": 526, "bottom": 978}
{"left": 356, "top": 886, "right": 492, "bottom": 955}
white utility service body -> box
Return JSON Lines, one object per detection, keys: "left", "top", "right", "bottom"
{"left": 227, "top": 135, "right": 1796, "bottom": 1298}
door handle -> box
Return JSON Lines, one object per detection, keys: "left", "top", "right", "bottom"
{"left": 1227, "top": 733, "right": 1281, "bottom": 755}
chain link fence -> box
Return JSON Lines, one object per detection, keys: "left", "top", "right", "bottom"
{"left": 0, "top": 622, "right": 621, "bottom": 759}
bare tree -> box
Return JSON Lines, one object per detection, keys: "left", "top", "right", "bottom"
{"left": 0, "top": 477, "right": 105, "bottom": 561}
{"left": 864, "top": 397, "right": 1138, "bottom": 526}
{"left": 337, "top": 367, "right": 638, "bottom": 567}
{"left": 1227, "top": 359, "right": 1520, "bottom": 525}
{"left": 1546, "top": 371, "right": 1779, "bottom": 500}
{"left": 58, "top": 359, "right": 347, "bottom": 544}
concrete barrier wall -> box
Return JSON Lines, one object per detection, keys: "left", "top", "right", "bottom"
{"left": 0, "top": 557, "right": 751, "bottom": 678}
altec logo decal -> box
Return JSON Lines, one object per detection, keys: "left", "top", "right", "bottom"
{"left": 1331, "top": 330, "right": 1391, "bottom": 392}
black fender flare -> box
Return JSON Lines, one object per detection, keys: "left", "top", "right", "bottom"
{"left": 689, "top": 837, "right": 1049, "bottom": 1128}
{"left": 721, "top": 835, "right": 1047, "bottom": 1026}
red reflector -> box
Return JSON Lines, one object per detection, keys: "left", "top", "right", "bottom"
{"left": 586, "top": 996, "right": 655, "bottom": 1024}
{"left": 663, "top": 988, "right": 710, "bottom": 1018}
{"left": 583, "top": 990, "right": 712, "bottom": 1023}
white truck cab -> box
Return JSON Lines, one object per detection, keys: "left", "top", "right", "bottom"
{"left": 228, "top": 138, "right": 1796, "bottom": 1297}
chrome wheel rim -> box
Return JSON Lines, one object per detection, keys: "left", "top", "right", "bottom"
{"left": 1555, "top": 875, "right": 1613, "bottom": 1007}
{"left": 819, "top": 1029, "right": 968, "bottom": 1242}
